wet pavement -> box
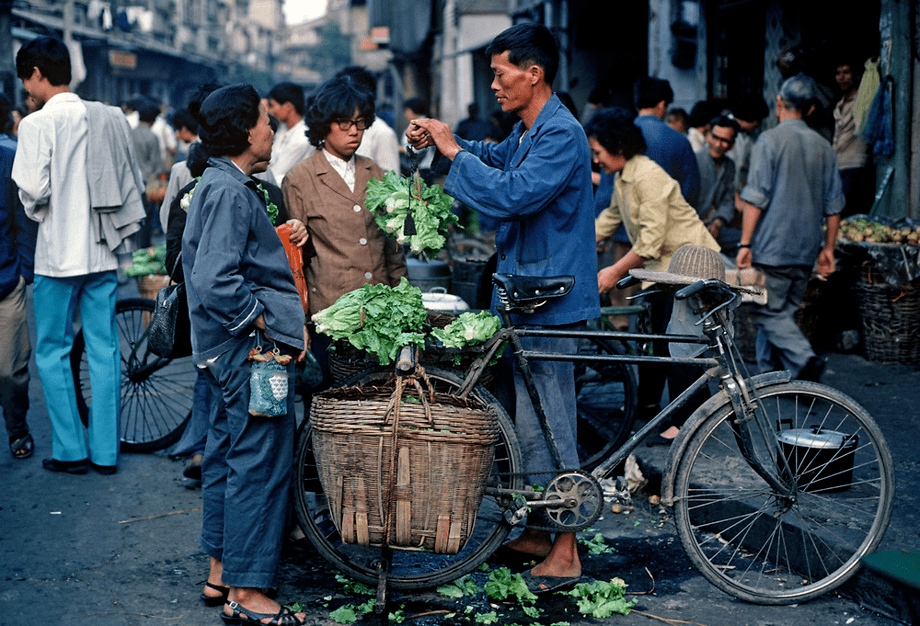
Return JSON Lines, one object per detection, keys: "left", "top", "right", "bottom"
{"left": 1, "top": 281, "right": 918, "bottom": 626}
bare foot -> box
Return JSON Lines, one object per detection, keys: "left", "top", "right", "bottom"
{"left": 529, "top": 532, "right": 581, "bottom": 579}
{"left": 660, "top": 425, "right": 680, "bottom": 440}
{"left": 203, "top": 557, "right": 226, "bottom": 601}
{"left": 226, "top": 588, "right": 306, "bottom": 624}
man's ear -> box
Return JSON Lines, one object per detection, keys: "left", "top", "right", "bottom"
{"left": 529, "top": 64, "right": 544, "bottom": 86}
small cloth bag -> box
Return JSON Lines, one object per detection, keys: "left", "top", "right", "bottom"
{"left": 248, "top": 333, "right": 293, "bottom": 417}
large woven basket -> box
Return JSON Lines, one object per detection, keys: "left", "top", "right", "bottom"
{"left": 310, "top": 372, "right": 500, "bottom": 554}
{"left": 853, "top": 267, "right": 920, "bottom": 364}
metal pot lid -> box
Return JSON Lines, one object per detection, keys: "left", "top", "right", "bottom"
{"left": 422, "top": 290, "right": 469, "bottom": 310}
{"left": 776, "top": 427, "right": 850, "bottom": 449}
{"left": 406, "top": 257, "right": 451, "bottom": 277}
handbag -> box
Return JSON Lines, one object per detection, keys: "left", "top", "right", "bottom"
{"left": 248, "top": 332, "right": 293, "bottom": 418}
{"left": 148, "top": 253, "right": 193, "bottom": 358}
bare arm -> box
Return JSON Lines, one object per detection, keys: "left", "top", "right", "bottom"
{"left": 735, "top": 198, "right": 762, "bottom": 270}
{"left": 597, "top": 249, "right": 645, "bottom": 293}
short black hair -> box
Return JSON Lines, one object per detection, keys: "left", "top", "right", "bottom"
{"left": 708, "top": 114, "right": 739, "bottom": 136}
{"left": 486, "top": 22, "right": 559, "bottom": 87}
{"left": 198, "top": 84, "right": 261, "bottom": 157}
{"left": 403, "top": 97, "right": 428, "bottom": 117}
{"left": 137, "top": 101, "right": 160, "bottom": 124}
{"left": 171, "top": 109, "right": 198, "bottom": 135}
{"left": 666, "top": 107, "right": 688, "bottom": 124}
{"left": 688, "top": 100, "right": 719, "bottom": 128}
{"left": 633, "top": 77, "right": 673, "bottom": 110}
{"left": 731, "top": 92, "right": 769, "bottom": 123}
{"left": 584, "top": 107, "right": 647, "bottom": 160}
{"left": 187, "top": 82, "right": 224, "bottom": 124}
{"left": 16, "top": 37, "right": 71, "bottom": 86}
{"left": 304, "top": 75, "right": 376, "bottom": 148}
{"left": 335, "top": 66, "right": 377, "bottom": 96}
{"left": 268, "top": 82, "right": 305, "bottom": 116}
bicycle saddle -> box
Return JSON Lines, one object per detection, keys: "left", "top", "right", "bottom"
{"left": 492, "top": 273, "right": 574, "bottom": 307}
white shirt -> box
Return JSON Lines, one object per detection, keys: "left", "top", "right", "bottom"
{"left": 12, "top": 92, "right": 117, "bottom": 276}
{"left": 152, "top": 114, "right": 177, "bottom": 164}
{"left": 322, "top": 148, "right": 356, "bottom": 192}
{"left": 356, "top": 117, "right": 400, "bottom": 172}
{"left": 269, "top": 118, "right": 314, "bottom": 183}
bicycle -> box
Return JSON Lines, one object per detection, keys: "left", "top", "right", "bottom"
{"left": 292, "top": 273, "right": 894, "bottom": 606}
{"left": 70, "top": 297, "right": 196, "bottom": 452}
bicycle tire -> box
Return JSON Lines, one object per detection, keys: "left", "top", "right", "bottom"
{"left": 672, "top": 381, "right": 894, "bottom": 604}
{"left": 71, "top": 297, "right": 194, "bottom": 453}
{"left": 574, "top": 337, "right": 639, "bottom": 470}
{"left": 292, "top": 365, "right": 524, "bottom": 590}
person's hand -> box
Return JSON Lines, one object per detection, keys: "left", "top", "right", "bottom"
{"left": 407, "top": 118, "right": 463, "bottom": 160}
{"left": 736, "top": 247, "right": 752, "bottom": 270}
{"left": 815, "top": 246, "right": 836, "bottom": 279}
{"left": 253, "top": 314, "right": 266, "bottom": 331}
{"left": 286, "top": 219, "right": 308, "bottom": 248}
{"left": 597, "top": 266, "right": 623, "bottom": 293}
{"left": 297, "top": 325, "right": 310, "bottom": 362}
{"left": 707, "top": 219, "right": 722, "bottom": 239}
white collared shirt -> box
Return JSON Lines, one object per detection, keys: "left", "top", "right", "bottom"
{"left": 269, "top": 118, "right": 314, "bottom": 183}
{"left": 322, "top": 148, "right": 356, "bottom": 192}
{"left": 12, "top": 92, "right": 117, "bottom": 276}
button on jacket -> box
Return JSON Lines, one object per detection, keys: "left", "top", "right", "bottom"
{"left": 182, "top": 157, "right": 305, "bottom": 360}
{"left": 282, "top": 150, "right": 407, "bottom": 316}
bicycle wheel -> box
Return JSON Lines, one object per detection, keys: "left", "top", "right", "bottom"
{"left": 673, "top": 381, "right": 894, "bottom": 604}
{"left": 292, "top": 365, "right": 524, "bottom": 590}
{"left": 71, "top": 297, "right": 194, "bottom": 452}
{"left": 574, "top": 337, "right": 639, "bottom": 470}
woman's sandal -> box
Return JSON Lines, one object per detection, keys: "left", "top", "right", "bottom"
{"left": 199, "top": 581, "right": 230, "bottom": 606}
{"left": 10, "top": 433, "right": 33, "bottom": 460}
{"left": 221, "top": 601, "right": 303, "bottom": 625}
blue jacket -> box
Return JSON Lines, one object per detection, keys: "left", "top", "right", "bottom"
{"left": 634, "top": 114, "right": 701, "bottom": 209}
{"left": 0, "top": 136, "right": 37, "bottom": 300}
{"left": 182, "top": 157, "right": 305, "bottom": 360}
{"left": 445, "top": 95, "right": 600, "bottom": 326}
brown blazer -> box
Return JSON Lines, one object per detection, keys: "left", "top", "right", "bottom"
{"left": 282, "top": 151, "right": 408, "bottom": 316}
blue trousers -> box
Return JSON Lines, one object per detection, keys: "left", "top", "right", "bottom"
{"left": 752, "top": 265, "right": 815, "bottom": 377}
{"left": 199, "top": 333, "right": 296, "bottom": 589}
{"left": 33, "top": 272, "right": 120, "bottom": 465}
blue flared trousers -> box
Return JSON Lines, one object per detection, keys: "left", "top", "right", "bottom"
{"left": 33, "top": 272, "right": 120, "bottom": 465}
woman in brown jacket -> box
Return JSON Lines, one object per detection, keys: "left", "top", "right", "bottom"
{"left": 282, "top": 75, "right": 407, "bottom": 388}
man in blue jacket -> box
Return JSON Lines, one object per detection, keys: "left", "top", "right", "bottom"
{"left": 1, "top": 99, "right": 38, "bottom": 460}
{"left": 407, "top": 22, "right": 599, "bottom": 594}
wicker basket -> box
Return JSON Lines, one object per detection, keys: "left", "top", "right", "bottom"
{"left": 853, "top": 267, "right": 920, "bottom": 364}
{"left": 310, "top": 373, "right": 499, "bottom": 554}
{"left": 328, "top": 343, "right": 378, "bottom": 384}
{"left": 136, "top": 274, "right": 170, "bottom": 301}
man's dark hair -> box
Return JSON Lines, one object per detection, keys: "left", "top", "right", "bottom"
{"left": 486, "top": 22, "right": 559, "bottom": 86}
{"left": 0, "top": 92, "right": 13, "bottom": 135}
{"left": 732, "top": 92, "right": 769, "bottom": 123}
{"left": 304, "top": 75, "right": 376, "bottom": 149}
{"left": 172, "top": 109, "right": 198, "bottom": 135}
{"left": 404, "top": 97, "right": 428, "bottom": 117}
{"left": 666, "top": 107, "right": 688, "bottom": 125}
{"left": 16, "top": 37, "right": 71, "bottom": 86}
{"left": 709, "top": 114, "right": 739, "bottom": 136}
{"left": 268, "top": 82, "right": 305, "bottom": 116}
{"left": 198, "top": 84, "right": 261, "bottom": 157}
{"left": 335, "top": 66, "right": 377, "bottom": 96}
{"left": 633, "top": 77, "right": 674, "bottom": 110}
{"left": 584, "top": 107, "right": 647, "bottom": 160}
{"left": 137, "top": 101, "right": 160, "bottom": 124}
{"left": 688, "top": 101, "right": 719, "bottom": 128}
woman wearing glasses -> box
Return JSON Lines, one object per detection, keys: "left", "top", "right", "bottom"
{"left": 282, "top": 75, "right": 407, "bottom": 389}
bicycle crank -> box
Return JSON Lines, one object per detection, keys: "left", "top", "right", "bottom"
{"left": 541, "top": 470, "right": 604, "bottom": 531}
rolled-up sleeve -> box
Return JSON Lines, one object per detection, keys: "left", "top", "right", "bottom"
{"left": 739, "top": 139, "right": 774, "bottom": 211}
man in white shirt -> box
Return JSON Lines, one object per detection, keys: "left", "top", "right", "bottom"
{"left": 12, "top": 37, "right": 135, "bottom": 475}
{"left": 266, "top": 82, "right": 313, "bottom": 182}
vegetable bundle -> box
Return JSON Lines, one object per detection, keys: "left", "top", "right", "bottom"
{"left": 124, "top": 244, "right": 167, "bottom": 277}
{"left": 312, "top": 278, "right": 427, "bottom": 365}
{"left": 839, "top": 218, "right": 920, "bottom": 245}
{"left": 365, "top": 171, "right": 459, "bottom": 257}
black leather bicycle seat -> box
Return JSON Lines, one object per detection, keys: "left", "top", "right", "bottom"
{"left": 492, "top": 273, "right": 575, "bottom": 306}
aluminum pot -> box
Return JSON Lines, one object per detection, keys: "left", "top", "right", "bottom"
{"left": 775, "top": 427, "right": 857, "bottom": 493}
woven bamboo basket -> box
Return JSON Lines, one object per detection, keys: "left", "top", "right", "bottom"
{"left": 310, "top": 373, "right": 499, "bottom": 554}
{"left": 136, "top": 273, "right": 170, "bottom": 301}
{"left": 853, "top": 266, "right": 920, "bottom": 364}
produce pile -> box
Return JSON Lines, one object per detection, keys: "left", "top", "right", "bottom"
{"left": 838, "top": 218, "right": 920, "bottom": 245}
{"left": 313, "top": 281, "right": 504, "bottom": 366}
{"left": 365, "top": 171, "right": 459, "bottom": 257}
{"left": 124, "top": 244, "right": 167, "bottom": 277}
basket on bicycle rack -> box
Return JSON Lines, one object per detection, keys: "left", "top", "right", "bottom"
{"left": 309, "top": 370, "right": 500, "bottom": 554}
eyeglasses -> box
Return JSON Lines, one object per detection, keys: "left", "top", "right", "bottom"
{"left": 334, "top": 118, "right": 368, "bottom": 131}
{"left": 709, "top": 133, "right": 735, "bottom": 147}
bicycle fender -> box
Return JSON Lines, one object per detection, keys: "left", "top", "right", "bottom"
{"left": 660, "top": 370, "right": 793, "bottom": 507}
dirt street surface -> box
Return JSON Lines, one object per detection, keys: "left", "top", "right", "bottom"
{"left": 1, "top": 286, "right": 918, "bottom": 626}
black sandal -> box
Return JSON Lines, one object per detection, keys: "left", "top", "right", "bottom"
{"left": 221, "top": 601, "right": 303, "bottom": 625}
{"left": 10, "top": 433, "right": 33, "bottom": 459}
{"left": 200, "top": 581, "right": 230, "bottom": 606}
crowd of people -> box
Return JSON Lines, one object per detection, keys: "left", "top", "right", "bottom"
{"left": 1, "top": 22, "right": 864, "bottom": 624}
